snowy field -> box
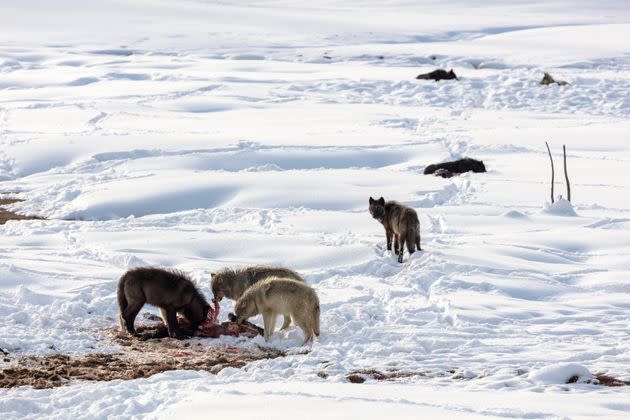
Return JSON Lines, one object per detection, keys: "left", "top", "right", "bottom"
{"left": 1, "top": 0, "right": 630, "bottom": 418}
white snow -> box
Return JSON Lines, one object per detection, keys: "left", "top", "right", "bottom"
{"left": 542, "top": 197, "right": 578, "bottom": 216}
{"left": 1, "top": 0, "right": 630, "bottom": 418}
{"left": 528, "top": 363, "right": 594, "bottom": 385}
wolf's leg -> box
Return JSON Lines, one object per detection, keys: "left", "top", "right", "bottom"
{"left": 385, "top": 228, "right": 393, "bottom": 251}
{"left": 269, "top": 313, "right": 278, "bottom": 336}
{"left": 416, "top": 231, "right": 421, "bottom": 251}
{"left": 394, "top": 234, "right": 400, "bottom": 255}
{"left": 294, "top": 313, "right": 314, "bottom": 345}
{"left": 162, "top": 306, "right": 184, "bottom": 339}
{"left": 398, "top": 234, "right": 406, "bottom": 263}
{"left": 280, "top": 314, "right": 292, "bottom": 330}
{"left": 122, "top": 301, "right": 144, "bottom": 336}
{"left": 263, "top": 309, "right": 274, "bottom": 341}
{"left": 159, "top": 307, "right": 170, "bottom": 329}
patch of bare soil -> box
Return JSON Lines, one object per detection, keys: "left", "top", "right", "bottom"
{"left": 0, "top": 328, "right": 285, "bottom": 389}
{"left": 594, "top": 373, "right": 630, "bottom": 387}
{"left": 345, "top": 368, "right": 428, "bottom": 383}
{"left": 0, "top": 198, "right": 43, "bottom": 225}
{"left": 344, "top": 369, "right": 630, "bottom": 386}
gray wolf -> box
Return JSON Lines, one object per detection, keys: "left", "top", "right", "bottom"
{"left": 369, "top": 197, "right": 421, "bottom": 263}
{"left": 235, "top": 277, "right": 320, "bottom": 345}
{"left": 211, "top": 266, "right": 305, "bottom": 329}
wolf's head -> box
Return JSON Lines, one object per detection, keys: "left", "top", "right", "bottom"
{"left": 235, "top": 295, "right": 258, "bottom": 324}
{"left": 463, "top": 157, "right": 486, "bottom": 172}
{"left": 369, "top": 197, "right": 386, "bottom": 222}
{"left": 183, "top": 290, "right": 210, "bottom": 331}
{"left": 211, "top": 269, "right": 235, "bottom": 302}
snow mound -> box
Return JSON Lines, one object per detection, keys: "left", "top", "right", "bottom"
{"left": 541, "top": 198, "right": 578, "bottom": 216}
{"left": 528, "top": 363, "right": 593, "bottom": 385}
{"left": 502, "top": 210, "right": 528, "bottom": 219}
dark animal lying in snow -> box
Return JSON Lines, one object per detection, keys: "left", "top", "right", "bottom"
{"left": 416, "top": 69, "right": 457, "bottom": 81}
{"left": 540, "top": 72, "right": 568, "bottom": 86}
{"left": 424, "top": 158, "right": 486, "bottom": 178}
{"left": 433, "top": 168, "right": 454, "bottom": 178}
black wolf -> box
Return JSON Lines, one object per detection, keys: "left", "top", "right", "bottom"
{"left": 424, "top": 157, "right": 486, "bottom": 177}
{"left": 416, "top": 69, "right": 457, "bottom": 81}
{"left": 117, "top": 267, "right": 210, "bottom": 339}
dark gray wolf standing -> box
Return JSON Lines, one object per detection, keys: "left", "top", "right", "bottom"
{"left": 211, "top": 266, "right": 305, "bottom": 329}
{"left": 234, "top": 277, "right": 320, "bottom": 345}
{"left": 369, "top": 197, "right": 421, "bottom": 263}
{"left": 117, "top": 267, "right": 210, "bottom": 339}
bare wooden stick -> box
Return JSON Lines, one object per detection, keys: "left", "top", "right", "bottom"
{"left": 563, "top": 145, "right": 571, "bottom": 202}
{"left": 545, "top": 141, "right": 555, "bottom": 203}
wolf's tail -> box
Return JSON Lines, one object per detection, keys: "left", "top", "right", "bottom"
{"left": 117, "top": 279, "right": 127, "bottom": 311}
{"left": 117, "top": 277, "right": 127, "bottom": 328}
{"left": 406, "top": 228, "right": 416, "bottom": 254}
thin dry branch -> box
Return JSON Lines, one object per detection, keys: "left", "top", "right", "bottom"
{"left": 563, "top": 145, "right": 571, "bottom": 202}
{"left": 545, "top": 141, "right": 555, "bottom": 203}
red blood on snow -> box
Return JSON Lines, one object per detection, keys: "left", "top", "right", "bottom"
{"left": 191, "top": 299, "right": 262, "bottom": 338}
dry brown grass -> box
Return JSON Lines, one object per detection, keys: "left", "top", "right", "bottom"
{"left": 0, "top": 198, "right": 43, "bottom": 225}
{"left": 594, "top": 373, "right": 630, "bottom": 387}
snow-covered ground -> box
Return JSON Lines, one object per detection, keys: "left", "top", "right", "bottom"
{"left": 1, "top": 0, "right": 630, "bottom": 418}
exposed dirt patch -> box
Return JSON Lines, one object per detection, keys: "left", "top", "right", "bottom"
{"left": 0, "top": 328, "right": 285, "bottom": 389}
{"left": 346, "top": 368, "right": 428, "bottom": 383}
{"left": 566, "top": 373, "right": 630, "bottom": 386}
{"left": 594, "top": 373, "right": 630, "bottom": 387}
{"left": 0, "top": 198, "right": 43, "bottom": 225}
{"left": 344, "top": 368, "right": 630, "bottom": 386}
{"left": 346, "top": 374, "right": 365, "bottom": 383}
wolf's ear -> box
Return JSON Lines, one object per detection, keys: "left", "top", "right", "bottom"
{"left": 378, "top": 197, "right": 385, "bottom": 205}
{"left": 211, "top": 272, "right": 215, "bottom": 277}
{"left": 369, "top": 197, "right": 374, "bottom": 204}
